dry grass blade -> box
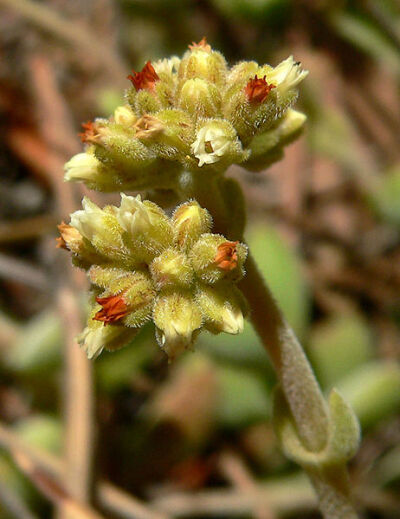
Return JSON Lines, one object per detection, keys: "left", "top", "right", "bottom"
{"left": 0, "top": 252, "right": 48, "bottom": 291}
{"left": 152, "top": 483, "right": 317, "bottom": 517}
{"left": 218, "top": 451, "right": 277, "bottom": 519}
{"left": 12, "top": 450, "right": 104, "bottom": 519}
{"left": 0, "top": 478, "right": 38, "bottom": 519}
{"left": 28, "top": 53, "right": 94, "bottom": 511}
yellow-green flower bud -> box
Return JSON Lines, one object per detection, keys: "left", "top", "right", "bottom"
{"left": 153, "top": 57, "right": 181, "bottom": 78}
{"left": 94, "top": 125, "right": 157, "bottom": 170}
{"left": 65, "top": 42, "right": 308, "bottom": 191}
{"left": 64, "top": 152, "right": 100, "bottom": 183}
{"left": 150, "top": 248, "right": 194, "bottom": 290}
{"left": 69, "top": 198, "right": 131, "bottom": 264}
{"left": 178, "top": 78, "right": 221, "bottom": 119}
{"left": 114, "top": 105, "right": 137, "bottom": 126}
{"left": 196, "top": 283, "right": 245, "bottom": 335}
{"left": 59, "top": 196, "right": 248, "bottom": 361}
{"left": 245, "top": 109, "right": 307, "bottom": 171}
{"left": 154, "top": 109, "right": 195, "bottom": 158}
{"left": 70, "top": 197, "right": 110, "bottom": 243}
{"left": 267, "top": 56, "right": 308, "bottom": 97}
{"left": 133, "top": 89, "right": 162, "bottom": 115}
{"left": 88, "top": 266, "right": 151, "bottom": 298}
{"left": 226, "top": 61, "right": 259, "bottom": 86}
{"left": 117, "top": 193, "right": 173, "bottom": 259}
{"left": 88, "top": 267, "right": 155, "bottom": 329}
{"left": 179, "top": 39, "right": 227, "bottom": 86}
{"left": 78, "top": 319, "right": 140, "bottom": 359}
{"left": 123, "top": 274, "right": 156, "bottom": 327}
{"left": 153, "top": 290, "right": 203, "bottom": 359}
{"left": 57, "top": 222, "right": 103, "bottom": 269}
{"left": 134, "top": 115, "right": 164, "bottom": 140}
{"left": 172, "top": 200, "right": 212, "bottom": 251}
{"left": 191, "top": 120, "right": 247, "bottom": 168}
{"left": 189, "top": 234, "right": 247, "bottom": 284}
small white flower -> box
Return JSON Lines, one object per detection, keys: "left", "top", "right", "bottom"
{"left": 153, "top": 56, "right": 180, "bottom": 76}
{"left": 117, "top": 193, "right": 153, "bottom": 235}
{"left": 114, "top": 105, "right": 137, "bottom": 126}
{"left": 191, "top": 122, "right": 231, "bottom": 167}
{"left": 220, "top": 304, "right": 244, "bottom": 334}
{"left": 78, "top": 326, "right": 105, "bottom": 359}
{"left": 155, "top": 305, "right": 202, "bottom": 359}
{"left": 269, "top": 56, "right": 308, "bottom": 94}
{"left": 153, "top": 291, "right": 203, "bottom": 359}
{"left": 78, "top": 323, "right": 133, "bottom": 359}
{"left": 70, "top": 197, "right": 105, "bottom": 241}
{"left": 64, "top": 153, "right": 100, "bottom": 182}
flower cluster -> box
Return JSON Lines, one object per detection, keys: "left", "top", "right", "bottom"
{"left": 58, "top": 196, "right": 248, "bottom": 360}
{"left": 64, "top": 38, "right": 308, "bottom": 192}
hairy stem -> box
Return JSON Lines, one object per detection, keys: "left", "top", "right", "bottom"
{"left": 239, "top": 254, "right": 329, "bottom": 452}
{"left": 181, "top": 171, "right": 359, "bottom": 518}
{"left": 308, "top": 466, "right": 358, "bottom": 519}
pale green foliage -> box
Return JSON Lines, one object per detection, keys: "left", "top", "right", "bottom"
{"left": 273, "top": 387, "right": 360, "bottom": 469}
{"left": 59, "top": 196, "right": 248, "bottom": 360}
{"left": 64, "top": 41, "right": 307, "bottom": 192}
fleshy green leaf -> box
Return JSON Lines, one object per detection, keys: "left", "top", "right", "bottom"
{"left": 216, "top": 363, "right": 271, "bottom": 428}
{"left": 368, "top": 166, "right": 400, "bottom": 226}
{"left": 308, "top": 313, "right": 373, "bottom": 389}
{"left": 5, "top": 311, "right": 62, "bottom": 374}
{"left": 246, "top": 223, "right": 310, "bottom": 340}
{"left": 337, "top": 362, "right": 400, "bottom": 428}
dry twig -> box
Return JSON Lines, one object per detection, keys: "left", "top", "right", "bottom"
{"left": 28, "top": 53, "right": 94, "bottom": 511}
{"left": 218, "top": 451, "right": 277, "bottom": 519}
{"left": 0, "top": 422, "right": 171, "bottom": 519}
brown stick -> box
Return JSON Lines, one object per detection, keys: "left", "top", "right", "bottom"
{"left": 218, "top": 451, "right": 277, "bottom": 519}
{"left": 28, "top": 54, "right": 94, "bottom": 510}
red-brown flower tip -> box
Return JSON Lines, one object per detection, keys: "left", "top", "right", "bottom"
{"left": 188, "top": 37, "right": 211, "bottom": 53}
{"left": 55, "top": 236, "right": 68, "bottom": 250}
{"left": 78, "top": 121, "right": 98, "bottom": 143}
{"left": 56, "top": 222, "right": 68, "bottom": 249}
{"left": 56, "top": 222, "right": 70, "bottom": 250}
{"left": 56, "top": 222, "right": 82, "bottom": 250}
{"left": 214, "top": 241, "right": 239, "bottom": 271}
{"left": 127, "top": 61, "right": 160, "bottom": 91}
{"left": 245, "top": 75, "right": 275, "bottom": 104}
{"left": 94, "top": 294, "right": 129, "bottom": 324}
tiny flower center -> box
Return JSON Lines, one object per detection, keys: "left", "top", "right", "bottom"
{"left": 204, "top": 141, "right": 214, "bottom": 153}
{"left": 188, "top": 37, "right": 211, "bottom": 53}
{"left": 127, "top": 61, "right": 160, "bottom": 91}
{"left": 245, "top": 75, "right": 275, "bottom": 104}
{"left": 78, "top": 121, "right": 99, "bottom": 143}
{"left": 214, "top": 241, "right": 239, "bottom": 271}
{"left": 94, "top": 294, "right": 129, "bottom": 325}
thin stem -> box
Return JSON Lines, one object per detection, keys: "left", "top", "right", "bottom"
{"left": 178, "top": 172, "right": 230, "bottom": 236}
{"left": 182, "top": 172, "right": 329, "bottom": 451}
{"left": 181, "top": 170, "right": 359, "bottom": 517}
{"left": 239, "top": 254, "right": 329, "bottom": 452}
{"left": 0, "top": 478, "right": 38, "bottom": 519}
{"left": 308, "top": 466, "right": 358, "bottom": 519}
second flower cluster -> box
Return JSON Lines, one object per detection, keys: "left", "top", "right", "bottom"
{"left": 58, "top": 196, "right": 248, "bottom": 360}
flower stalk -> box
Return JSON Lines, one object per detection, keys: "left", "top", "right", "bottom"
{"left": 185, "top": 171, "right": 360, "bottom": 519}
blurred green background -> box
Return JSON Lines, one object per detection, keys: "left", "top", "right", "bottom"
{"left": 0, "top": 0, "right": 399, "bottom": 517}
